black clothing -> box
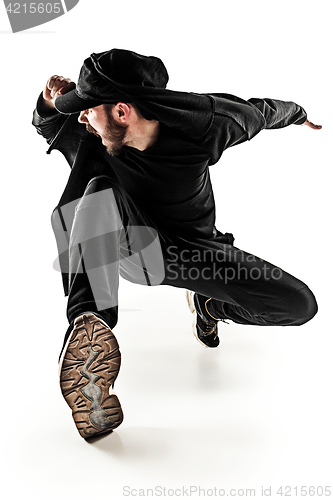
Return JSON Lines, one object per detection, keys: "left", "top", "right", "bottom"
{"left": 54, "top": 49, "right": 170, "bottom": 114}
{"left": 65, "top": 175, "right": 317, "bottom": 331}
{"left": 32, "top": 90, "right": 317, "bottom": 330}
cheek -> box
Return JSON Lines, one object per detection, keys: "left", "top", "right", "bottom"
{"left": 90, "top": 115, "right": 107, "bottom": 134}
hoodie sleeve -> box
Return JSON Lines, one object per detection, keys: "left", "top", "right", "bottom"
{"left": 199, "top": 94, "right": 307, "bottom": 165}
{"left": 248, "top": 97, "right": 307, "bottom": 129}
{"left": 32, "top": 92, "right": 89, "bottom": 168}
{"left": 32, "top": 92, "right": 68, "bottom": 144}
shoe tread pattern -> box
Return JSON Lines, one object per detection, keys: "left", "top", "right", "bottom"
{"left": 59, "top": 313, "right": 123, "bottom": 438}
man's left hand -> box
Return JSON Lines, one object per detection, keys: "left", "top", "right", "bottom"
{"left": 302, "top": 119, "right": 322, "bottom": 130}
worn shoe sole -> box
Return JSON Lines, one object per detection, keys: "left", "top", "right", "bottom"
{"left": 185, "top": 290, "right": 209, "bottom": 348}
{"left": 59, "top": 312, "right": 123, "bottom": 439}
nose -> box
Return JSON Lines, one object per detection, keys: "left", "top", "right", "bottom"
{"left": 78, "top": 109, "right": 88, "bottom": 123}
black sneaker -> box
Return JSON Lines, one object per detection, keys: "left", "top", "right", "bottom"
{"left": 186, "top": 290, "right": 220, "bottom": 348}
{"left": 59, "top": 312, "right": 123, "bottom": 439}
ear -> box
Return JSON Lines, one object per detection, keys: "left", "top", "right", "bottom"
{"left": 112, "top": 102, "right": 131, "bottom": 124}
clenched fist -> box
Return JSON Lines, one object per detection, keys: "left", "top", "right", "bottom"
{"left": 42, "top": 75, "right": 76, "bottom": 110}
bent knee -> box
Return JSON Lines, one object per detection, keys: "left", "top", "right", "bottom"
{"left": 85, "top": 175, "right": 118, "bottom": 194}
{"left": 290, "top": 286, "right": 318, "bottom": 325}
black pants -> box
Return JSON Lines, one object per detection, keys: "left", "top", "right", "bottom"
{"left": 66, "top": 175, "right": 318, "bottom": 330}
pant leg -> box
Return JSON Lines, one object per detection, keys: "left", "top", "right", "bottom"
{"left": 163, "top": 239, "right": 318, "bottom": 326}
{"left": 64, "top": 175, "right": 317, "bottom": 329}
{"left": 66, "top": 175, "right": 166, "bottom": 329}
{"left": 66, "top": 176, "right": 122, "bottom": 328}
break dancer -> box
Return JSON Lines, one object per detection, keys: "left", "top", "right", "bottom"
{"left": 32, "top": 48, "right": 321, "bottom": 439}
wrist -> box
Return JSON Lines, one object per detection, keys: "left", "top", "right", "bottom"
{"left": 36, "top": 92, "right": 59, "bottom": 118}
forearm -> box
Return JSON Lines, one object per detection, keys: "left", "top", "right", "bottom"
{"left": 32, "top": 92, "right": 68, "bottom": 144}
{"left": 248, "top": 97, "right": 307, "bottom": 129}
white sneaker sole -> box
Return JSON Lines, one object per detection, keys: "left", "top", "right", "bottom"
{"left": 185, "top": 290, "right": 209, "bottom": 348}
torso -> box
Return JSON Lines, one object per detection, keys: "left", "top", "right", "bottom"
{"left": 105, "top": 124, "right": 216, "bottom": 239}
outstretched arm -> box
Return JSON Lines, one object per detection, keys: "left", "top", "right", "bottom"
{"left": 249, "top": 98, "right": 322, "bottom": 131}
{"left": 248, "top": 97, "right": 308, "bottom": 129}
{"left": 201, "top": 94, "right": 322, "bottom": 165}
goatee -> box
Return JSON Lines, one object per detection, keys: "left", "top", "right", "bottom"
{"left": 85, "top": 113, "right": 128, "bottom": 157}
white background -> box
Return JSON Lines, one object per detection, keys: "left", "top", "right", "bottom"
{"left": 0, "top": 1, "right": 332, "bottom": 499}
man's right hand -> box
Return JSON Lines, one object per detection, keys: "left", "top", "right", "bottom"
{"left": 42, "top": 75, "right": 76, "bottom": 110}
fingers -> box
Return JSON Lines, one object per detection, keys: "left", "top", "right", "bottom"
{"left": 308, "top": 121, "right": 322, "bottom": 130}
{"left": 43, "top": 75, "right": 76, "bottom": 101}
{"left": 302, "top": 119, "right": 322, "bottom": 130}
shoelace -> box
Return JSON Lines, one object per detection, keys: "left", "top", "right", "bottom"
{"left": 203, "top": 319, "right": 218, "bottom": 339}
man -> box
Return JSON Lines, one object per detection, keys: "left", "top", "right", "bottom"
{"left": 32, "top": 48, "right": 321, "bottom": 439}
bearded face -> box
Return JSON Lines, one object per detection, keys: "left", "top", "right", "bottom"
{"left": 85, "top": 105, "right": 128, "bottom": 156}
